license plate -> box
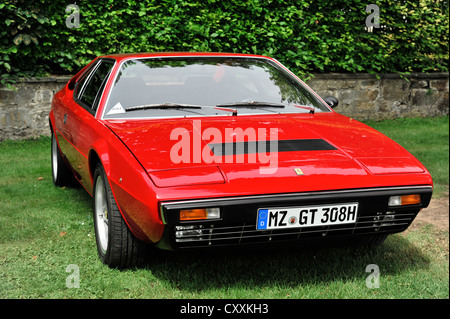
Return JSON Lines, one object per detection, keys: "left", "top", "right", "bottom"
{"left": 256, "top": 203, "right": 358, "bottom": 230}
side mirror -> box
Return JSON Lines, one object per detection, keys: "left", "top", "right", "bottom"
{"left": 323, "top": 96, "right": 338, "bottom": 108}
{"left": 68, "top": 78, "right": 77, "bottom": 90}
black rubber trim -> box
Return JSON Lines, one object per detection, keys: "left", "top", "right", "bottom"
{"left": 156, "top": 186, "right": 432, "bottom": 250}
{"left": 208, "top": 138, "right": 337, "bottom": 156}
{"left": 160, "top": 186, "right": 433, "bottom": 211}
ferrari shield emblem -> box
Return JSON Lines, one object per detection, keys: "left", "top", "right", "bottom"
{"left": 294, "top": 168, "right": 304, "bottom": 175}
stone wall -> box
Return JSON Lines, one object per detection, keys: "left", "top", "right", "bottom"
{"left": 0, "top": 73, "right": 448, "bottom": 141}
{"left": 307, "top": 73, "right": 449, "bottom": 121}
{"left": 0, "top": 76, "right": 70, "bottom": 141}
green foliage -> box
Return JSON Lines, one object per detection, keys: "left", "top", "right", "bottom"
{"left": 0, "top": 0, "right": 448, "bottom": 86}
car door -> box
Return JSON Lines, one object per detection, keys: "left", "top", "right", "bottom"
{"left": 59, "top": 58, "right": 115, "bottom": 191}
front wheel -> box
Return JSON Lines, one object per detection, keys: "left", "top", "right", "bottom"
{"left": 93, "top": 163, "right": 149, "bottom": 268}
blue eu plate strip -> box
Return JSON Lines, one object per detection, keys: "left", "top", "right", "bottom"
{"left": 257, "top": 209, "right": 268, "bottom": 230}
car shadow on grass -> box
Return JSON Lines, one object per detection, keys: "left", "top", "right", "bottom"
{"left": 142, "top": 235, "right": 430, "bottom": 293}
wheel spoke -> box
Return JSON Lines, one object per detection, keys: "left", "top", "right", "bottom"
{"left": 95, "top": 175, "right": 109, "bottom": 254}
{"left": 51, "top": 134, "right": 58, "bottom": 181}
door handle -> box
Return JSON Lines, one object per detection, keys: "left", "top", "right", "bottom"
{"left": 63, "top": 113, "right": 68, "bottom": 124}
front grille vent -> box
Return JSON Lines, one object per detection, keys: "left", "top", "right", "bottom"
{"left": 174, "top": 210, "right": 417, "bottom": 248}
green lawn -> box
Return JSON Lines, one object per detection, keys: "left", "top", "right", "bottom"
{"left": 0, "top": 116, "right": 448, "bottom": 299}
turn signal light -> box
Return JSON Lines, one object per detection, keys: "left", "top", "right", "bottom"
{"left": 401, "top": 194, "right": 421, "bottom": 205}
{"left": 388, "top": 194, "right": 421, "bottom": 206}
{"left": 180, "top": 208, "right": 220, "bottom": 221}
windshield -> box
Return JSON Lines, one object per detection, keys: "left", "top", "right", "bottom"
{"left": 103, "top": 56, "right": 330, "bottom": 119}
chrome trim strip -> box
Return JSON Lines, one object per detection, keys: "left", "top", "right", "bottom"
{"left": 94, "top": 58, "right": 117, "bottom": 118}
{"left": 160, "top": 185, "right": 433, "bottom": 212}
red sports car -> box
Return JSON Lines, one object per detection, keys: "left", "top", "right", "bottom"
{"left": 49, "top": 52, "right": 433, "bottom": 268}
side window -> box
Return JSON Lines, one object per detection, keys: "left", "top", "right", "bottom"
{"left": 75, "top": 60, "right": 114, "bottom": 113}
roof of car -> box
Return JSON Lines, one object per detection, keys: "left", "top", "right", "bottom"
{"left": 99, "top": 52, "right": 271, "bottom": 62}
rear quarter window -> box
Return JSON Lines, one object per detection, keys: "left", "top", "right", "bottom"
{"left": 75, "top": 59, "right": 114, "bottom": 113}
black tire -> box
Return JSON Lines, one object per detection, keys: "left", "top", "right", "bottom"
{"left": 51, "top": 132, "right": 73, "bottom": 187}
{"left": 93, "top": 163, "right": 149, "bottom": 268}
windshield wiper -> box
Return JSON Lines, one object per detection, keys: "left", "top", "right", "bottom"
{"left": 126, "top": 102, "right": 203, "bottom": 112}
{"left": 292, "top": 104, "right": 315, "bottom": 114}
{"left": 216, "top": 101, "right": 286, "bottom": 108}
{"left": 125, "top": 102, "right": 238, "bottom": 116}
{"left": 216, "top": 101, "right": 315, "bottom": 114}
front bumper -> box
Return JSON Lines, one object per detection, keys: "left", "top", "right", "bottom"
{"left": 156, "top": 186, "right": 432, "bottom": 250}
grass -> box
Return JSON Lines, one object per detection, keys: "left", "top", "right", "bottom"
{"left": 0, "top": 116, "right": 448, "bottom": 300}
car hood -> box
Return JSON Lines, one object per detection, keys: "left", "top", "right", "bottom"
{"left": 104, "top": 113, "right": 429, "bottom": 194}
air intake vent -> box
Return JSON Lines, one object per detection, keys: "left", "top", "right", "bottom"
{"left": 208, "top": 139, "right": 336, "bottom": 156}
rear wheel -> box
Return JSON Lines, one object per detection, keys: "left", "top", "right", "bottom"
{"left": 51, "top": 132, "right": 72, "bottom": 187}
{"left": 93, "top": 163, "right": 149, "bottom": 268}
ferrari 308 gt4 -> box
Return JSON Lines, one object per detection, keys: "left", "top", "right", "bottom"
{"left": 49, "top": 52, "right": 433, "bottom": 268}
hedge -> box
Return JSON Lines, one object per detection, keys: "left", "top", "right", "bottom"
{"left": 1, "top": 0, "right": 448, "bottom": 86}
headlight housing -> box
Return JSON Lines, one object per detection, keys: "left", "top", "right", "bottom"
{"left": 388, "top": 194, "right": 421, "bottom": 206}
{"left": 179, "top": 207, "right": 221, "bottom": 221}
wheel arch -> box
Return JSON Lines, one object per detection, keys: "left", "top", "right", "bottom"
{"left": 88, "top": 138, "right": 163, "bottom": 244}
{"left": 88, "top": 140, "right": 111, "bottom": 189}
{"left": 88, "top": 149, "right": 102, "bottom": 186}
